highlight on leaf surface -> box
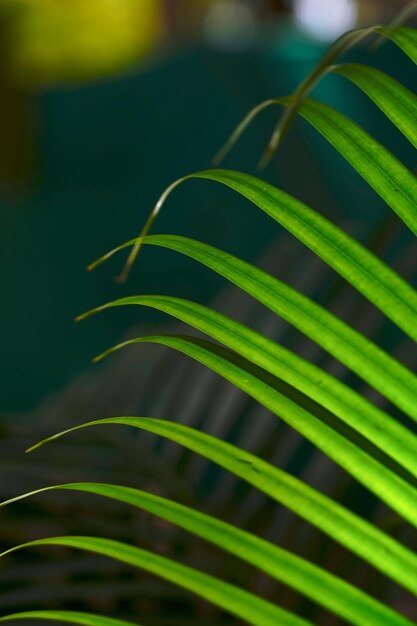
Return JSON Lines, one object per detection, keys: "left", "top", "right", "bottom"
{"left": 333, "top": 63, "right": 417, "bottom": 148}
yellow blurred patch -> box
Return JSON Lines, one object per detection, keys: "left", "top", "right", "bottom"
{"left": 5, "top": 0, "right": 163, "bottom": 87}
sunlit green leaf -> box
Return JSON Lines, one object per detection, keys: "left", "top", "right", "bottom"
{"left": 284, "top": 97, "right": 417, "bottom": 236}
{"left": 0, "top": 536, "right": 311, "bottom": 626}
{"left": 25, "top": 417, "right": 417, "bottom": 597}
{"left": 1, "top": 482, "right": 412, "bottom": 626}
{"left": 333, "top": 63, "right": 417, "bottom": 148}
{"left": 88, "top": 233, "right": 417, "bottom": 422}
{"left": 82, "top": 294, "right": 417, "bottom": 483}
{"left": 259, "top": 25, "right": 417, "bottom": 164}
{"left": 91, "top": 334, "right": 417, "bottom": 531}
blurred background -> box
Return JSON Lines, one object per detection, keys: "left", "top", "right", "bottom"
{"left": 1, "top": 1, "right": 417, "bottom": 624}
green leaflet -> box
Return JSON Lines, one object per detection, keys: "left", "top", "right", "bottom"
{"left": 26, "top": 417, "right": 417, "bottom": 597}
{"left": 259, "top": 25, "right": 417, "bottom": 163}
{"left": 219, "top": 92, "right": 417, "bottom": 237}
{"left": 213, "top": 24, "right": 377, "bottom": 165}
{"left": 4, "top": 18, "right": 417, "bottom": 626}
{"left": 217, "top": 62, "right": 417, "bottom": 160}
{"left": 0, "top": 537, "right": 310, "bottom": 626}
{"left": 93, "top": 334, "right": 417, "bottom": 529}
{"left": 0, "top": 612, "right": 140, "bottom": 626}
{"left": 192, "top": 168, "right": 417, "bottom": 340}
{"left": 214, "top": 61, "right": 417, "bottom": 225}
{"left": 89, "top": 233, "right": 417, "bottom": 422}
{"left": 1, "top": 483, "right": 413, "bottom": 626}
{"left": 82, "top": 294, "right": 417, "bottom": 483}
{"left": 378, "top": 26, "right": 417, "bottom": 64}
{"left": 333, "top": 63, "right": 417, "bottom": 148}
{"left": 287, "top": 96, "right": 417, "bottom": 237}
{"left": 196, "top": 168, "right": 417, "bottom": 332}
{"left": 371, "top": 4, "right": 417, "bottom": 53}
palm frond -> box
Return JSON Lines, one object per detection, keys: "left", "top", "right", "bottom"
{"left": 3, "top": 10, "right": 417, "bottom": 626}
{"left": 1, "top": 536, "right": 311, "bottom": 626}
{"left": 0, "top": 482, "right": 412, "bottom": 626}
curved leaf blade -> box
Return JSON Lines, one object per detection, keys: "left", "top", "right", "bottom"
{"left": 84, "top": 294, "right": 417, "bottom": 483}
{"left": 192, "top": 169, "right": 417, "bottom": 342}
{"left": 378, "top": 26, "right": 417, "bottom": 64}
{"left": 88, "top": 232, "right": 417, "bottom": 420}
{"left": 0, "top": 537, "right": 310, "bottom": 626}
{"left": 88, "top": 167, "right": 417, "bottom": 400}
{"left": 261, "top": 25, "right": 417, "bottom": 163}
{"left": 1, "top": 482, "right": 412, "bottom": 626}
{"left": 117, "top": 26, "right": 417, "bottom": 283}
{"left": 94, "top": 333, "right": 417, "bottom": 531}
{"left": 371, "top": 4, "right": 417, "bottom": 52}
{"left": 333, "top": 63, "right": 417, "bottom": 148}
{"left": 0, "top": 612, "right": 140, "bottom": 626}
{"left": 26, "top": 417, "right": 417, "bottom": 597}
{"left": 257, "top": 26, "right": 376, "bottom": 164}
{"left": 133, "top": 233, "right": 417, "bottom": 422}
{"left": 289, "top": 97, "right": 417, "bottom": 237}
